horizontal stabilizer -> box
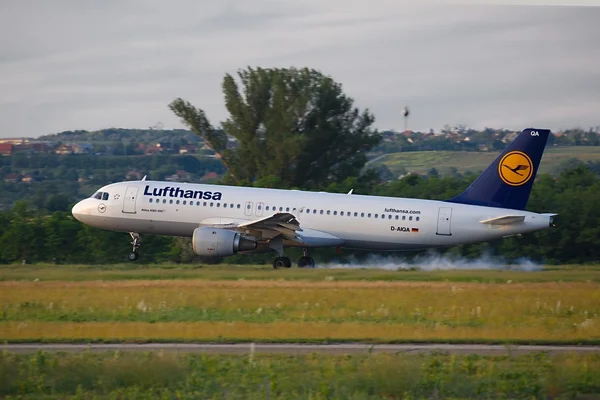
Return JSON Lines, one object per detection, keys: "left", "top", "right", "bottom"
{"left": 480, "top": 215, "right": 525, "bottom": 225}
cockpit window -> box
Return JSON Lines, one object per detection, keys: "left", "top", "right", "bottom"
{"left": 91, "top": 192, "right": 110, "bottom": 200}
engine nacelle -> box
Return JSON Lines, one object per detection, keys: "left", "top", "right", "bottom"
{"left": 192, "top": 227, "right": 257, "bottom": 257}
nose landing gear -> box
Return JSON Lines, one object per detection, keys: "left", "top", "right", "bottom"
{"left": 128, "top": 232, "right": 141, "bottom": 261}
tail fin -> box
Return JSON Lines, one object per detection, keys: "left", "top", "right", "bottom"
{"left": 447, "top": 128, "right": 550, "bottom": 210}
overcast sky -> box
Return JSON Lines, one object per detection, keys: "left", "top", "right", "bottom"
{"left": 0, "top": 0, "right": 599, "bottom": 138}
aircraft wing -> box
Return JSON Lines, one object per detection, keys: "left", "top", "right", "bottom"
{"left": 199, "top": 212, "right": 305, "bottom": 243}
{"left": 479, "top": 215, "right": 526, "bottom": 225}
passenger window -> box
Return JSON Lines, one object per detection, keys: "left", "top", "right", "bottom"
{"left": 374, "top": 214, "right": 378, "bottom": 218}
{"left": 409, "top": 216, "right": 413, "bottom": 221}
{"left": 163, "top": 199, "right": 166, "bottom": 204}
{"left": 382, "top": 214, "right": 385, "bottom": 219}
{"left": 347, "top": 211, "right": 351, "bottom": 217}
{"left": 361, "top": 213, "right": 364, "bottom": 217}
{"left": 217, "top": 203, "right": 220, "bottom": 207}
{"left": 182, "top": 200, "right": 186, "bottom": 205}
{"left": 210, "top": 202, "right": 214, "bottom": 207}
{"left": 395, "top": 215, "right": 399, "bottom": 220}
{"left": 402, "top": 216, "right": 406, "bottom": 220}
{"left": 149, "top": 198, "right": 153, "bottom": 203}
{"left": 237, "top": 204, "right": 241, "bottom": 209}
{"left": 320, "top": 210, "right": 324, "bottom": 214}
{"left": 258, "top": 205, "right": 261, "bottom": 210}
{"left": 327, "top": 210, "right": 331, "bottom": 215}
{"left": 306, "top": 209, "right": 310, "bottom": 213}
{"left": 266, "top": 206, "right": 270, "bottom": 211}
{"left": 286, "top": 207, "right": 290, "bottom": 212}
{"left": 169, "top": 200, "right": 173, "bottom": 204}
{"left": 416, "top": 217, "right": 420, "bottom": 221}
{"left": 388, "top": 215, "right": 392, "bottom": 219}
{"left": 354, "top": 212, "right": 358, "bottom": 217}
{"left": 313, "top": 209, "right": 317, "bottom": 214}
{"left": 340, "top": 211, "right": 344, "bottom": 216}
{"left": 368, "top": 213, "right": 371, "bottom": 218}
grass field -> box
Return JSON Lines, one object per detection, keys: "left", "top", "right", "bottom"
{"left": 1, "top": 351, "right": 599, "bottom": 399}
{"left": 372, "top": 146, "right": 600, "bottom": 176}
{"left": 1, "top": 265, "right": 599, "bottom": 344}
{"left": 2, "top": 263, "right": 600, "bottom": 282}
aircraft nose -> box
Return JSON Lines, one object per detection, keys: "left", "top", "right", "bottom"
{"left": 71, "top": 200, "right": 86, "bottom": 222}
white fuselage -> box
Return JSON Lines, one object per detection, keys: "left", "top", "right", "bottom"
{"left": 71, "top": 180, "right": 552, "bottom": 251}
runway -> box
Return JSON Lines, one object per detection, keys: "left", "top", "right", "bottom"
{"left": 3, "top": 343, "right": 600, "bottom": 356}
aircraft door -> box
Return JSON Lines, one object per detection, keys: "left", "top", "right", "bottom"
{"left": 255, "top": 202, "right": 264, "bottom": 217}
{"left": 436, "top": 207, "right": 453, "bottom": 236}
{"left": 122, "top": 186, "right": 139, "bottom": 214}
{"left": 244, "top": 201, "right": 253, "bottom": 217}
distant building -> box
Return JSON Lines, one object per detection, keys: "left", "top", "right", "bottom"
{"left": 200, "top": 172, "right": 219, "bottom": 182}
{"left": 0, "top": 138, "right": 29, "bottom": 145}
{"left": 55, "top": 144, "right": 74, "bottom": 155}
{"left": 179, "top": 145, "right": 198, "bottom": 154}
{"left": 0, "top": 143, "right": 13, "bottom": 156}
{"left": 4, "top": 173, "right": 20, "bottom": 183}
{"left": 125, "top": 170, "right": 143, "bottom": 180}
{"left": 71, "top": 143, "right": 93, "bottom": 154}
{"left": 21, "top": 174, "right": 35, "bottom": 183}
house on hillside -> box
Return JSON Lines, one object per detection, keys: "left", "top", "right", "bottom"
{"left": 0, "top": 143, "right": 13, "bottom": 156}
{"left": 30, "top": 142, "right": 54, "bottom": 154}
{"left": 179, "top": 145, "right": 198, "bottom": 154}
{"left": 144, "top": 145, "right": 163, "bottom": 156}
{"left": 71, "top": 143, "right": 93, "bottom": 154}
{"left": 125, "top": 170, "right": 143, "bottom": 180}
{"left": 55, "top": 144, "right": 73, "bottom": 155}
{"left": 165, "top": 170, "right": 191, "bottom": 182}
{"left": 21, "top": 174, "right": 35, "bottom": 183}
{"left": 200, "top": 172, "right": 219, "bottom": 182}
{"left": 0, "top": 138, "right": 28, "bottom": 145}
{"left": 4, "top": 173, "right": 21, "bottom": 183}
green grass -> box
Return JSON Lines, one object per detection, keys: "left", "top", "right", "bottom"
{"left": 1, "top": 276, "right": 599, "bottom": 343}
{"left": 2, "top": 263, "right": 600, "bottom": 283}
{"left": 1, "top": 351, "right": 599, "bottom": 399}
{"left": 374, "top": 146, "right": 600, "bottom": 176}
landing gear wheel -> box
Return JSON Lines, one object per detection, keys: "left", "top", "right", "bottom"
{"left": 273, "top": 256, "right": 292, "bottom": 269}
{"left": 128, "top": 232, "right": 141, "bottom": 261}
{"left": 298, "top": 256, "right": 315, "bottom": 268}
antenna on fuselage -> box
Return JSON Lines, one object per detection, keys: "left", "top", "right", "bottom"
{"left": 142, "top": 175, "right": 147, "bottom": 181}
{"left": 347, "top": 189, "right": 353, "bottom": 194}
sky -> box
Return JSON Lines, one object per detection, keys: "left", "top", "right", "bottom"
{"left": 0, "top": 0, "right": 599, "bottom": 138}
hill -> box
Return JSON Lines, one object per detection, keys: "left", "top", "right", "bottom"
{"left": 370, "top": 146, "right": 600, "bottom": 177}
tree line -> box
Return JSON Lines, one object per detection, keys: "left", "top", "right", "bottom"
{"left": 0, "top": 164, "right": 598, "bottom": 265}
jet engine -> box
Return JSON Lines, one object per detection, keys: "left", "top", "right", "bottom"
{"left": 192, "top": 227, "right": 257, "bottom": 257}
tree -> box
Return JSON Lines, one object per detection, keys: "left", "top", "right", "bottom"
{"left": 169, "top": 66, "right": 382, "bottom": 189}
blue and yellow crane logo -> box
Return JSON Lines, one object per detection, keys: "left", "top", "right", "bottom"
{"left": 498, "top": 151, "right": 534, "bottom": 186}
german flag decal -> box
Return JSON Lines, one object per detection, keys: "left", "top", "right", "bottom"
{"left": 411, "top": 228, "right": 419, "bottom": 233}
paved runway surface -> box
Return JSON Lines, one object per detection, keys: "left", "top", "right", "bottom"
{"left": 3, "top": 343, "right": 600, "bottom": 355}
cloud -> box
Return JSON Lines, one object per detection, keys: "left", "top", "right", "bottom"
{"left": 0, "top": 1, "right": 598, "bottom": 137}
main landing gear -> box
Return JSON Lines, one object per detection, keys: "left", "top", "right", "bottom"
{"left": 271, "top": 248, "right": 315, "bottom": 269}
{"left": 128, "top": 232, "right": 141, "bottom": 261}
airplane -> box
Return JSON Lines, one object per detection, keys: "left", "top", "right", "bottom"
{"left": 72, "top": 128, "right": 556, "bottom": 268}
